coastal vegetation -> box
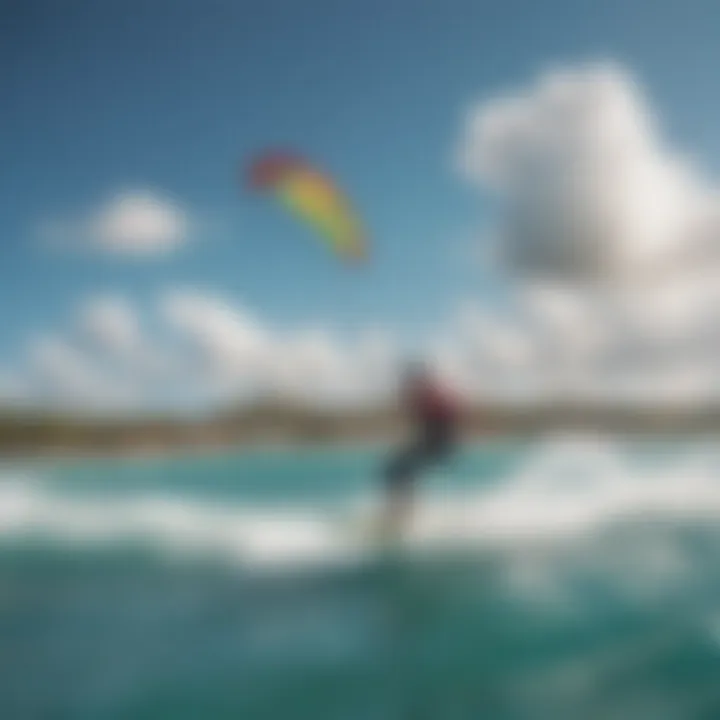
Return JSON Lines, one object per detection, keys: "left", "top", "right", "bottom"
{"left": 0, "top": 401, "right": 717, "bottom": 456}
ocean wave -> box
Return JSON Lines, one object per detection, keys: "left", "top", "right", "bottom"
{"left": 1, "top": 438, "right": 720, "bottom": 571}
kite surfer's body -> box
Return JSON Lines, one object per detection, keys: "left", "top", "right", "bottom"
{"left": 381, "top": 365, "right": 461, "bottom": 535}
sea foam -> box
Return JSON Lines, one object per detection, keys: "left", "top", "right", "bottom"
{"left": 1, "top": 437, "right": 720, "bottom": 572}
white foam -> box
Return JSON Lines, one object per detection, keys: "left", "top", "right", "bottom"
{"left": 0, "top": 480, "right": 369, "bottom": 569}
{"left": 1, "top": 438, "right": 720, "bottom": 570}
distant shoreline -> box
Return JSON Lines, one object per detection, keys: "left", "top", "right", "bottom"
{"left": 0, "top": 402, "right": 719, "bottom": 462}
{"left": 0, "top": 436, "right": 397, "bottom": 464}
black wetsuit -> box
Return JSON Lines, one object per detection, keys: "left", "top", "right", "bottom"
{"left": 384, "top": 414, "right": 457, "bottom": 499}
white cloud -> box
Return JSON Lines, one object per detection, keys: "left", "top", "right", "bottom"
{"left": 0, "top": 369, "right": 29, "bottom": 405}
{"left": 91, "top": 191, "right": 187, "bottom": 256}
{"left": 161, "top": 291, "right": 271, "bottom": 400}
{"left": 160, "top": 292, "right": 399, "bottom": 409}
{"left": 354, "top": 329, "right": 398, "bottom": 397}
{"left": 28, "top": 335, "right": 136, "bottom": 410}
{"left": 277, "top": 330, "right": 346, "bottom": 393}
{"left": 79, "top": 296, "right": 140, "bottom": 356}
{"left": 40, "top": 190, "right": 188, "bottom": 257}
{"left": 31, "top": 336, "right": 94, "bottom": 393}
{"left": 443, "top": 61, "right": 720, "bottom": 406}
{"left": 4, "top": 283, "right": 720, "bottom": 413}
{"left": 19, "top": 293, "right": 398, "bottom": 413}
{"left": 455, "top": 301, "right": 535, "bottom": 370}
{"left": 457, "top": 62, "right": 717, "bottom": 282}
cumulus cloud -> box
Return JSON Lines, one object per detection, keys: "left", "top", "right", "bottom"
{"left": 2, "top": 290, "right": 402, "bottom": 413}
{"left": 40, "top": 190, "right": 188, "bottom": 257}
{"left": 161, "top": 291, "right": 271, "bottom": 401}
{"left": 91, "top": 192, "right": 187, "bottom": 256}
{"left": 0, "top": 369, "right": 30, "bottom": 406}
{"left": 455, "top": 300, "right": 536, "bottom": 370}
{"left": 19, "top": 296, "right": 177, "bottom": 412}
{"left": 5, "top": 283, "right": 720, "bottom": 413}
{"left": 79, "top": 296, "right": 141, "bottom": 356}
{"left": 457, "top": 62, "right": 717, "bottom": 283}
{"left": 31, "top": 336, "right": 96, "bottom": 394}
{"left": 28, "top": 335, "right": 137, "bottom": 410}
{"left": 160, "top": 292, "right": 398, "bottom": 409}
{"left": 442, "top": 61, "right": 720, "bottom": 406}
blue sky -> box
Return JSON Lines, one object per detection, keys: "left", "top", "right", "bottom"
{"left": 3, "top": 0, "right": 720, "bottom": 409}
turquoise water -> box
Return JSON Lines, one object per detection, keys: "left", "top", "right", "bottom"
{"left": 3, "top": 438, "right": 720, "bottom": 718}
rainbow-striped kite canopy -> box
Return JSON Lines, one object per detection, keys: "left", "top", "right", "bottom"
{"left": 247, "top": 151, "right": 367, "bottom": 265}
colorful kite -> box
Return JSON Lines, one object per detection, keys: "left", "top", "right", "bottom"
{"left": 246, "top": 151, "right": 367, "bottom": 264}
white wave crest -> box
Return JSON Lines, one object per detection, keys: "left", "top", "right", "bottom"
{"left": 1, "top": 438, "right": 720, "bottom": 570}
